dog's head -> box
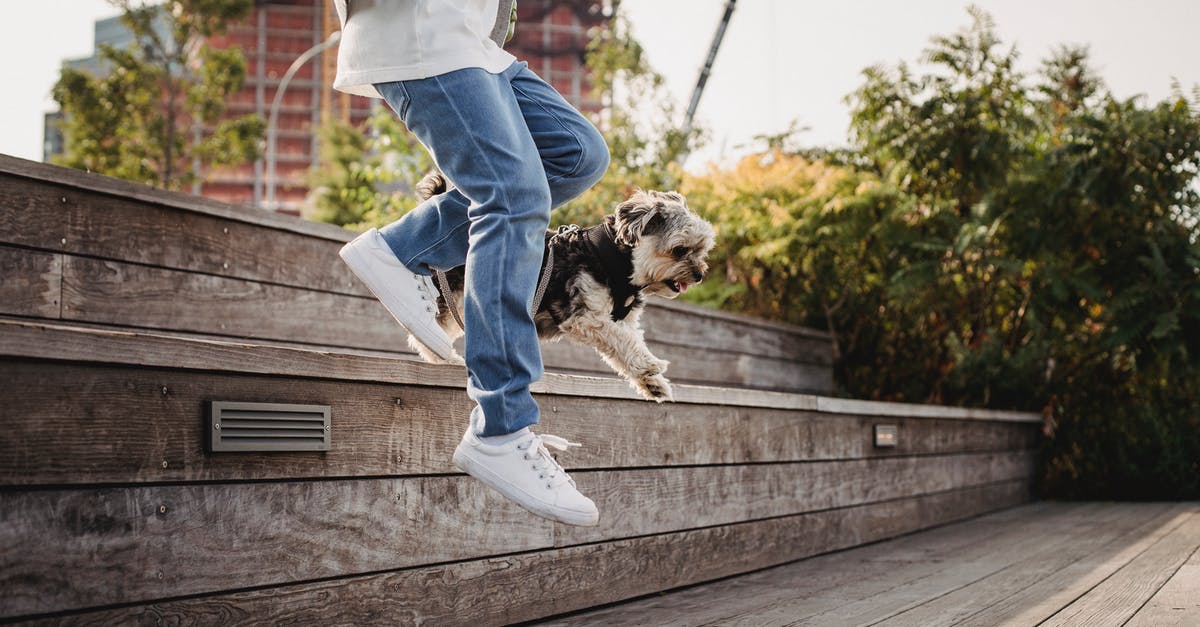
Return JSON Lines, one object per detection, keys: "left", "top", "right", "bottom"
{"left": 612, "top": 190, "right": 715, "bottom": 299}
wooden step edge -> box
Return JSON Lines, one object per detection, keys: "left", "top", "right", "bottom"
{"left": 0, "top": 154, "right": 353, "bottom": 242}
{"left": 0, "top": 318, "right": 1039, "bottom": 423}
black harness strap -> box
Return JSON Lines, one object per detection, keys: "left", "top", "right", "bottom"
{"left": 584, "top": 222, "right": 640, "bottom": 321}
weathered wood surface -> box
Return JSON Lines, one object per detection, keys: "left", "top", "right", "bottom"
{"left": 0, "top": 153, "right": 350, "bottom": 244}
{"left": 43, "top": 250, "right": 827, "bottom": 390}
{"left": 1127, "top": 532, "right": 1200, "bottom": 627}
{"left": 1, "top": 154, "right": 835, "bottom": 392}
{"left": 0, "top": 318, "right": 1041, "bottom": 422}
{"left": 1, "top": 477, "right": 553, "bottom": 616}
{"left": 963, "top": 505, "right": 1194, "bottom": 626}
{"left": 537, "top": 501, "right": 1102, "bottom": 627}
{"left": 0, "top": 245, "right": 60, "bottom": 318}
{"left": 60, "top": 254, "right": 407, "bottom": 351}
{"left": 0, "top": 361, "right": 1036, "bottom": 485}
{"left": 1042, "top": 510, "right": 1200, "bottom": 627}
{"left": 870, "top": 503, "right": 1173, "bottom": 626}
{"left": 537, "top": 502, "right": 1200, "bottom": 627}
{"left": 0, "top": 455, "right": 1030, "bottom": 616}
{"left": 27, "top": 482, "right": 1027, "bottom": 625}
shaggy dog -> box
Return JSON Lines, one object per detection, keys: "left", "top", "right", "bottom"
{"left": 411, "top": 173, "right": 716, "bottom": 402}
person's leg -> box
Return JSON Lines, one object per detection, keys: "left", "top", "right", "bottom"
{"left": 374, "top": 63, "right": 549, "bottom": 437}
{"left": 377, "top": 61, "right": 608, "bottom": 275}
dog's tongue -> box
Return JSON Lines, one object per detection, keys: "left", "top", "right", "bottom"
{"left": 677, "top": 281, "right": 690, "bottom": 293}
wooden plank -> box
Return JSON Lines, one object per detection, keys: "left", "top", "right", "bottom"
{"left": 537, "top": 502, "right": 1105, "bottom": 626}
{"left": 650, "top": 296, "right": 832, "bottom": 342}
{"left": 1042, "top": 510, "right": 1200, "bottom": 627}
{"left": 560, "top": 455, "right": 1034, "bottom": 547}
{"left": 640, "top": 300, "right": 833, "bottom": 363}
{"left": 0, "top": 155, "right": 353, "bottom": 242}
{"left": 1127, "top": 533, "right": 1200, "bottom": 627}
{"left": 0, "top": 318, "right": 1042, "bottom": 421}
{"left": 60, "top": 255, "right": 409, "bottom": 352}
{"left": 858, "top": 503, "right": 1171, "bottom": 626}
{"left": 542, "top": 335, "right": 833, "bottom": 393}
{"left": 0, "top": 173, "right": 369, "bottom": 297}
{"left": 0, "top": 477, "right": 554, "bottom": 617}
{"left": 0, "top": 361, "right": 1037, "bottom": 486}
{"left": 28, "top": 481, "right": 1029, "bottom": 625}
{"left": 0, "top": 246, "right": 60, "bottom": 318}
{"left": 962, "top": 503, "right": 1197, "bottom": 626}
{"left": 816, "top": 396, "right": 1042, "bottom": 423}
{"left": 0, "top": 172, "right": 69, "bottom": 250}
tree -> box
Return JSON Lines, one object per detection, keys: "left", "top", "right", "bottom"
{"left": 552, "top": 10, "right": 702, "bottom": 227}
{"left": 51, "top": 0, "right": 264, "bottom": 191}
{"left": 306, "top": 106, "right": 434, "bottom": 230}
{"left": 684, "top": 7, "right": 1200, "bottom": 498}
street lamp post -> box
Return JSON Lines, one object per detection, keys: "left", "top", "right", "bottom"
{"left": 265, "top": 30, "right": 341, "bottom": 211}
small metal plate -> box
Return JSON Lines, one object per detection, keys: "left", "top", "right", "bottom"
{"left": 874, "top": 424, "right": 898, "bottom": 448}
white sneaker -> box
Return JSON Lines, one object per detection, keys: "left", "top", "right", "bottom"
{"left": 339, "top": 228, "right": 455, "bottom": 361}
{"left": 453, "top": 416, "right": 600, "bottom": 527}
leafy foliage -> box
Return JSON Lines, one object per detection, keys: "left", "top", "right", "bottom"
{"left": 685, "top": 8, "right": 1200, "bottom": 498}
{"left": 551, "top": 12, "right": 701, "bottom": 227}
{"left": 51, "top": 0, "right": 264, "bottom": 190}
{"left": 305, "top": 106, "right": 434, "bottom": 230}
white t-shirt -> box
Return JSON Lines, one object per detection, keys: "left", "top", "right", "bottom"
{"left": 332, "top": 0, "right": 516, "bottom": 99}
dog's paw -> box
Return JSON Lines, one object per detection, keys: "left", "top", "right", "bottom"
{"left": 408, "top": 335, "right": 464, "bottom": 366}
{"left": 634, "top": 372, "right": 673, "bottom": 402}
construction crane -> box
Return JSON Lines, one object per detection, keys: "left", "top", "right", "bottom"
{"left": 678, "top": 0, "right": 737, "bottom": 164}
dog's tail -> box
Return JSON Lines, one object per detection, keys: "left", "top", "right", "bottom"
{"left": 415, "top": 171, "right": 450, "bottom": 201}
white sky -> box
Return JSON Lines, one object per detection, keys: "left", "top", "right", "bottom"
{"left": 2, "top": 0, "right": 1198, "bottom": 169}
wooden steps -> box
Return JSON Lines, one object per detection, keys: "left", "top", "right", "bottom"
{"left": 0, "top": 153, "right": 832, "bottom": 395}
{"left": 1, "top": 319, "right": 1038, "bottom": 623}
{"left": 0, "top": 156, "right": 1043, "bottom": 623}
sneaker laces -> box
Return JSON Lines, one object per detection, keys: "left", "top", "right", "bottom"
{"left": 517, "top": 433, "right": 582, "bottom": 489}
{"left": 414, "top": 274, "right": 440, "bottom": 315}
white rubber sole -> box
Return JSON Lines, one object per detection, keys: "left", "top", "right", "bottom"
{"left": 453, "top": 445, "right": 600, "bottom": 527}
{"left": 339, "top": 231, "right": 456, "bottom": 361}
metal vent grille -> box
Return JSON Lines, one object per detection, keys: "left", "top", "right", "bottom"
{"left": 208, "top": 401, "right": 331, "bottom": 452}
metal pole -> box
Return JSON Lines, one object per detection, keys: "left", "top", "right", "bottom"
{"left": 678, "top": 0, "right": 736, "bottom": 164}
{"left": 265, "top": 30, "right": 341, "bottom": 211}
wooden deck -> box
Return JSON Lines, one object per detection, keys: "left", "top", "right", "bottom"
{"left": 539, "top": 501, "right": 1200, "bottom": 626}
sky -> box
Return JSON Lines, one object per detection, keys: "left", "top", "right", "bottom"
{"left": 1, "top": 0, "right": 1198, "bottom": 169}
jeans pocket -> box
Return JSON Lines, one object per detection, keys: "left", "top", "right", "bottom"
{"left": 373, "top": 81, "right": 412, "bottom": 122}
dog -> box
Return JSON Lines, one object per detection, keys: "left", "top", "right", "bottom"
{"left": 409, "top": 172, "right": 716, "bottom": 402}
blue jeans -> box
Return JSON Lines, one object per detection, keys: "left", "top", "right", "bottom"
{"left": 374, "top": 61, "right": 609, "bottom": 436}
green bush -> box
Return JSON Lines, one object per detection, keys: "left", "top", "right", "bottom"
{"left": 683, "top": 9, "right": 1200, "bottom": 499}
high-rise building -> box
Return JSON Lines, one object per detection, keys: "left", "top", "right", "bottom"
{"left": 47, "top": 0, "right": 607, "bottom": 213}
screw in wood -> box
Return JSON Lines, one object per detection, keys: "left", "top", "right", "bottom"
{"left": 158, "top": 504, "right": 167, "bottom": 514}
{"left": 161, "top": 460, "right": 168, "bottom": 468}
{"left": 161, "top": 386, "right": 168, "bottom": 395}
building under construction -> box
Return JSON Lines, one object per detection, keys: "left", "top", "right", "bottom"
{"left": 47, "top": 0, "right": 607, "bottom": 213}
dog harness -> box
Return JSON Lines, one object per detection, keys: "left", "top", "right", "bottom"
{"left": 432, "top": 222, "right": 641, "bottom": 333}
{"left": 584, "top": 222, "right": 640, "bottom": 321}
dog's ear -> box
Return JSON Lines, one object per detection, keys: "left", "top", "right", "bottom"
{"left": 614, "top": 192, "right": 663, "bottom": 246}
